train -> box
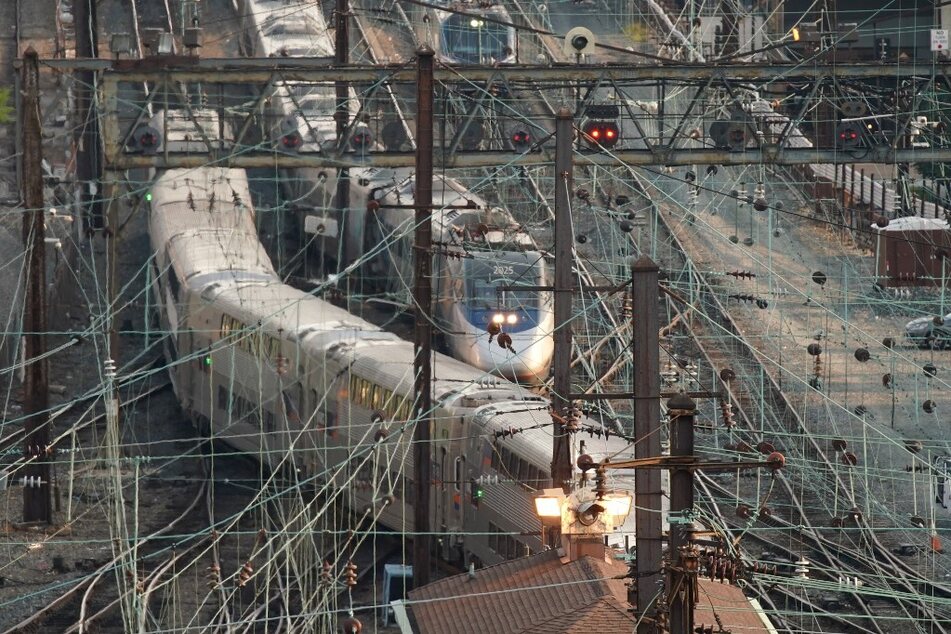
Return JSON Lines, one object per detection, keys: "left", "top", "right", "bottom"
{"left": 239, "top": 0, "right": 334, "bottom": 58}
{"left": 238, "top": 0, "right": 553, "bottom": 381}
{"left": 414, "top": 1, "right": 517, "bottom": 65}
{"left": 145, "top": 109, "right": 636, "bottom": 569}
{"left": 316, "top": 167, "right": 555, "bottom": 383}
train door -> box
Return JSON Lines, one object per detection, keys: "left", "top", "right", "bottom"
{"left": 449, "top": 454, "right": 465, "bottom": 530}
{"left": 178, "top": 328, "right": 195, "bottom": 405}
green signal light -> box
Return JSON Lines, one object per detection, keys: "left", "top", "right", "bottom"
{"left": 145, "top": 192, "right": 153, "bottom": 202}
{"left": 203, "top": 356, "right": 212, "bottom": 366}
{"left": 474, "top": 488, "right": 484, "bottom": 499}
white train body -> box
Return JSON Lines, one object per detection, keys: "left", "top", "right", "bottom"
{"left": 422, "top": 1, "right": 517, "bottom": 64}
{"left": 146, "top": 140, "right": 633, "bottom": 565}
{"left": 348, "top": 166, "right": 554, "bottom": 382}
{"left": 239, "top": 0, "right": 334, "bottom": 58}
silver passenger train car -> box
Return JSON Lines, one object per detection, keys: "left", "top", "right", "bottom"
{"left": 146, "top": 111, "right": 633, "bottom": 567}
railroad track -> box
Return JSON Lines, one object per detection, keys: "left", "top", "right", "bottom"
{"left": 626, "top": 176, "right": 951, "bottom": 629}
{"left": 1, "top": 478, "right": 209, "bottom": 634}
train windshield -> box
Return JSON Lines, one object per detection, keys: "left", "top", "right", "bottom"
{"left": 441, "top": 14, "right": 512, "bottom": 63}
{"left": 464, "top": 254, "right": 545, "bottom": 333}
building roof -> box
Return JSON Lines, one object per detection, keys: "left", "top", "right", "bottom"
{"left": 406, "top": 550, "right": 633, "bottom": 634}
{"left": 405, "top": 550, "right": 774, "bottom": 634}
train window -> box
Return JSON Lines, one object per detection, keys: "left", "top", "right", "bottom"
{"left": 397, "top": 399, "right": 412, "bottom": 422}
{"left": 498, "top": 448, "right": 508, "bottom": 475}
{"left": 525, "top": 465, "right": 542, "bottom": 489}
{"left": 219, "top": 315, "right": 232, "bottom": 339}
{"left": 454, "top": 456, "right": 463, "bottom": 492}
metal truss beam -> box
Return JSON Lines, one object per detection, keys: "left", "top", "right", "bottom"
{"left": 107, "top": 146, "right": 951, "bottom": 169}
{"left": 44, "top": 58, "right": 951, "bottom": 82}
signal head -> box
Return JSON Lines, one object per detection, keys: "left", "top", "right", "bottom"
{"left": 351, "top": 125, "right": 373, "bottom": 151}
{"left": 280, "top": 130, "right": 303, "bottom": 152}
{"left": 128, "top": 125, "right": 160, "bottom": 154}
{"left": 511, "top": 130, "right": 531, "bottom": 150}
{"left": 581, "top": 120, "right": 620, "bottom": 149}
{"left": 835, "top": 123, "right": 863, "bottom": 149}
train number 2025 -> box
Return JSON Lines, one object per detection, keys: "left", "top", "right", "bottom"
{"left": 492, "top": 265, "right": 514, "bottom": 276}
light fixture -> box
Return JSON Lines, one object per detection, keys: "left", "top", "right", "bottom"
{"left": 157, "top": 32, "right": 174, "bottom": 55}
{"left": 110, "top": 33, "right": 132, "bottom": 59}
{"left": 603, "top": 493, "right": 632, "bottom": 521}
{"left": 534, "top": 488, "right": 565, "bottom": 526}
{"left": 505, "top": 313, "right": 518, "bottom": 325}
{"left": 470, "top": 19, "right": 484, "bottom": 28}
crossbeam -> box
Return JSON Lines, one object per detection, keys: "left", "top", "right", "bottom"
{"left": 36, "top": 57, "right": 951, "bottom": 82}
{"left": 105, "top": 146, "right": 951, "bottom": 169}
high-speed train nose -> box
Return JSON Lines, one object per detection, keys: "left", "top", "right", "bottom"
{"left": 480, "top": 330, "right": 553, "bottom": 383}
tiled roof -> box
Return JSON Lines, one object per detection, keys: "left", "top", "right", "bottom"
{"left": 695, "top": 577, "right": 774, "bottom": 633}
{"left": 407, "top": 550, "right": 634, "bottom": 633}
{"left": 406, "top": 550, "right": 773, "bottom": 634}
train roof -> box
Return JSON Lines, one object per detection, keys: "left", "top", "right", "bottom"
{"left": 167, "top": 231, "right": 276, "bottom": 285}
{"left": 873, "top": 216, "right": 949, "bottom": 232}
{"left": 255, "top": 4, "right": 334, "bottom": 59}
{"left": 474, "top": 403, "right": 637, "bottom": 471}
{"left": 149, "top": 168, "right": 277, "bottom": 283}
{"left": 204, "top": 282, "right": 385, "bottom": 344}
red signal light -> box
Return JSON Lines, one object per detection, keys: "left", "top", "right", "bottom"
{"left": 581, "top": 120, "right": 620, "bottom": 148}
{"left": 281, "top": 132, "right": 303, "bottom": 149}
{"left": 352, "top": 127, "right": 373, "bottom": 150}
{"left": 512, "top": 130, "right": 531, "bottom": 149}
{"left": 140, "top": 132, "right": 158, "bottom": 147}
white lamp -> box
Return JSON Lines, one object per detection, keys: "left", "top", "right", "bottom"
{"left": 534, "top": 488, "right": 565, "bottom": 527}
{"left": 603, "top": 493, "right": 632, "bottom": 522}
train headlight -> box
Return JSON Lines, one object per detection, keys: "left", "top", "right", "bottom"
{"left": 505, "top": 313, "right": 518, "bottom": 325}
{"left": 491, "top": 313, "right": 505, "bottom": 324}
{"left": 470, "top": 19, "right": 484, "bottom": 28}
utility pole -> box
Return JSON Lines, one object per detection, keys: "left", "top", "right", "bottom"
{"left": 551, "top": 108, "right": 574, "bottom": 492}
{"left": 667, "top": 392, "right": 697, "bottom": 634}
{"left": 74, "top": 0, "right": 101, "bottom": 233}
{"left": 104, "top": 172, "right": 120, "bottom": 411}
{"left": 21, "top": 47, "right": 52, "bottom": 524}
{"left": 334, "top": 0, "right": 351, "bottom": 270}
{"left": 631, "top": 255, "right": 662, "bottom": 632}
{"left": 412, "top": 45, "right": 435, "bottom": 589}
